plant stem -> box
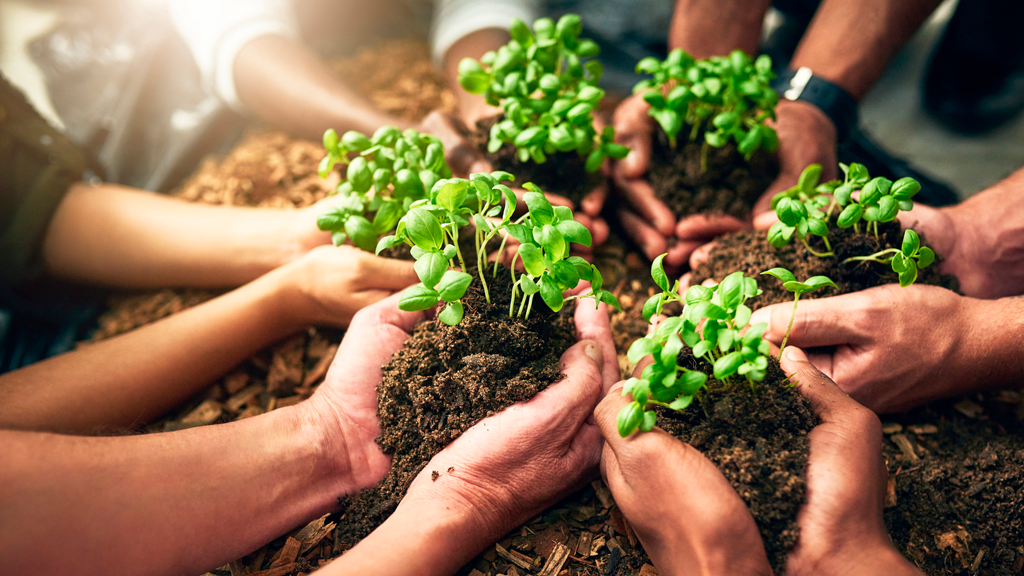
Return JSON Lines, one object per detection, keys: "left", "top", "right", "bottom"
{"left": 842, "top": 248, "right": 899, "bottom": 265}
{"left": 525, "top": 293, "right": 535, "bottom": 320}
{"left": 475, "top": 226, "right": 491, "bottom": 305}
{"left": 779, "top": 292, "right": 800, "bottom": 360}
{"left": 799, "top": 237, "right": 834, "bottom": 258}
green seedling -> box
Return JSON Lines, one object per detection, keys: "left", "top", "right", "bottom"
{"left": 617, "top": 257, "right": 772, "bottom": 436}
{"left": 316, "top": 126, "right": 451, "bottom": 251}
{"left": 843, "top": 229, "right": 935, "bottom": 287}
{"left": 458, "top": 14, "right": 629, "bottom": 172}
{"left": 633, "top": 49, "right": 779, "bottom": 168}
{"left": 760, "top": 268, "right": 837, "bottom": 359}
{"left": 765, "top": 163, "right": 932, "bottom": 287}
{"left": 379, "top": 172, "right": 619, "bottom": 325}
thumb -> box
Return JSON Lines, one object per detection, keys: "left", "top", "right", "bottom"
{"left": 780, "top": 346, "right": 862, "bottom": 422}
{"left": 526, "top": 339, "right": 605, "bottom": 427}
{"left": 356, "top": 255, "right": 420, "bottom": 290}
{"left": 594, "top": 382, "right": 631, "bottom": 444}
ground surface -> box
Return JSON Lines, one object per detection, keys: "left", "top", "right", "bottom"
{"left": 87, "top": 39, "right": 1024, "bottom": 576}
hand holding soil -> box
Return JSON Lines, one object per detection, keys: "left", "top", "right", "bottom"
{"left": 781, "top": 347, "right": 924, "bottom": 576}
{"left": 594, "top": 379, "right": 773, "bottom": 576}
{"left": 305, "top": 292, "right": 430, "bottom": 494}
{"left": 759, "top": 100, "right": 839, "bottom": 214}
{"left": 749, "top": 284, "right": 980, "bottom": 413}
{"left": 333, "top": 334, "right": 611, "bottom": 575}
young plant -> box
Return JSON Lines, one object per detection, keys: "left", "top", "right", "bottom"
{"left": 633, "top": 49, "right": 779, "bottom": 166}
{"left": 760, "top": 269, "right": 837, "bottom": 358}
{"left": 457, "top": 14, "right": 629, "bottom": 172}
{"left": 843, "top": 229, "right": 935, "bottom": 287}
{"left": 617, "top": 257, "right": 772, "bottom": 436}
{"left": 380, "top": 173, "right": 619, "bottom": 325}
{"left": 316, "top": 126, "right": 451, "bottom": 251}
{"left": 767, "top": 164, "right": 839, "bottom": 257}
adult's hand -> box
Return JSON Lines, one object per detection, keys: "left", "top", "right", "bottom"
{"left": 748, "top": 284, "right": 994, "bottom": 413}
{"left": 756, "top": 100, "right": 839, "bottom": 214}
{"left": 326, "top": 301, "right": 616, "bottom": 575}
{"left": 782, "top": 347, "right": 924, "bottom": 576}
{"left": 304, "top": 292, "right": 430, "bottom": 494}
{"left": 594, "top": 379, "right": 772, "bottom": 576}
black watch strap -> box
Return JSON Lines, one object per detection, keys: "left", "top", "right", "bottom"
{"left": 772, "top": 67, "right": 859, "bottom": 143}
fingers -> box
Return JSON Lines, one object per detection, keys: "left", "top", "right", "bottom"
{"left": 748, "top": 294, "right": 869, "bottom": 349}
{"left": 574, "top": 301, "right": 619, "bottom": 393}
{"left": 688, "top": 241, "right": 716, "bottom": 270}
{"left": 675, "top": 214, "right": 748, "bottom": 242}
{"left": 753, "top": 210, "right": 779, "bottom": 231}
{"left": 580, "top": 184, "right": 606, "bottom": 218}
{"left": 572, "top": 213, "right": 609, "bottom": 251}
{"left": 333, "top": 292, "right": 430, "bottom": 379}
{"left": 619, "top": 208, "right": 668, "bottom": 261}
{"left": 612, "top": 94, "right": 653, "bottom": 179}
{"left": 780, "top": 347, "right": 870, "bottom": 425}
{"left": 524, "top": 340, "right": 606, "bottom": 429}
{"left": 593, "top": 381, "right": 633, "bottom": 448}
{"left": 353, "top": 253, "right": 419, "bottom": 291}
{"left": 614, "top": 177, "right": 675, "bottom": 237}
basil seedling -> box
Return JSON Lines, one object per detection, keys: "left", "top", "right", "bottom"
{"left": 760, "top": 268, "right": 837, "bottom": 358}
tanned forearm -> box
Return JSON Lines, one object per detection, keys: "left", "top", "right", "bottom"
{"left": 41, "top": 182, "right": 324, "bottom": 289}
{"left": 0, "top": 405, "right": 347, "bottom": 576}
{"left": 442, "top": 28, "right": 510, "bottom": 127}
{"left": 790, "top": 0, "right": 943, "bottom": 100}
{"left": 669, "top": 0, "right": 771, "bottom": 58}
{"left": 233, "top": 35, "right": 410, "bottom": 141}
{"left": 0, "top": 262, "right": 311, "bottom": 434}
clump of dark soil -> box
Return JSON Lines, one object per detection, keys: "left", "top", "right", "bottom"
{"left": 648, "top": 127, "right": 778, "bottom": 220}
{"left": 655, "top": 351, "right": 815, "bottom": 574}
{"left": 469, "top": 116, "right": 602, "bottom": 208}
{"left": 333, "top": 266, "right": 577, "bottom": 548}
{"left": 691, "top": 220, "right": 959, "bottom": 310}
{"left": 881, "top": 391, "right": 1024, "bottom": 575}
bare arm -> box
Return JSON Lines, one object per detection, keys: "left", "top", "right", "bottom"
{"left": 0, "top": 246, "right": 416, "bottom": 434}
{"left": 233, "top": 35, "right": 411, "bottom": 140}
{"left": 669, "top": 0, "right": 771, "bottom": 57}
{"left": 41, "top": 182, "right": 331, "bottom": 289}
{"left": 791, "top": 0, "right": 942, "bottom": 101}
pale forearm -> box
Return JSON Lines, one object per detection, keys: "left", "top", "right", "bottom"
{"left": 0, "top": 264, "right": 311, "bottom": 433}
{"left": 0, "top": 405, "right": 346, "bottom": 576}
{"left": 790, "top": 0, "right": 942, "bottom": 100}
{"left": 42, "top": 182, "right": 321, "bottom": 288}
{"left": 669, "top": 0, "right": 770, "bottom": 58}
{"left": 234, "top": 35, "right": 410, "bottom": 141}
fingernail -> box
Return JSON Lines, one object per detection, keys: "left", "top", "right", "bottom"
{"left": 584, "top": 341, "right": 604, "bottom": 370}
{"left": 784, "top": 347, "right": 807, "bottom": 362}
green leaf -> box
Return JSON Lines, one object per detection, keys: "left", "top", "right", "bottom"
{"left": 399, "top": 284, "right": 440, "bottom": 311}
{"left": 519, "top": 275, "right": 540, "bottom": 295}
{"left": 898, "top": 260, "right": 919, "bottom": 287}
{"left": 735, "top": 304, "right": 752, "bottom": 327}
{"left": 317, "top": 207, "right": 346, "bottom": 231}
{"left": 457, "top": 58, "right": 490, "bottom": 93}
{"left": 891, "top": 252, "right": 911, "bottom": 274}
{"left": 783, "top": 281, "right": 813, "bottom": 293}
{"left": 693, "top": 340, "right": 714, "bottom": 358}
{"left": 767, "top": 221, "right": 795, "bottom": 248}
{"left": 347, "top": 157, "right": 373, "bottom": 194}
{"left": 878, "top": 196, "right": 899, "bottom": 222}
{"left": 596, "top": 290, "right": 621, "bottom": 310}
{"left": 668, "top": 395, "right": 694, "bottom": 411}
{"left": 438, "top": 301, "right": 464, "bottom": 325}
{"left": 642, "top": 293, "right": 664, "bottom": 322}
{"left": 524, "top": 191, "right": 555, "bottom": 225}
{"left": 837, "top": 203, "right": 863, "bottom": 228}
{"left": 331, "top": 230, "right": 347, "bottom": 247}
{"left": 776, "top": 197, "right": 807, "bottom": 227}
{"left": 404, "top": 208, "right": 443, "bottom": 250}
{"left": 393, "top": 169, "right": 424, "bottom": 199}
{"left": 678, "top": 370, "right": 707, "bottom": 395}
{"left": 617, "top": 402, "right": 643, "bottom": 437}
{"left": 436, "top": 180, "right": 469, "bottom": 212}
{"left": 585, "top": 149, "right": 605, "bottom": 173}
{"left": 917, "top": 246, "right": 935, "bottom": 268}
{"left": 345, "top": 215, "right": 376, "bottom": 252}
{"left": 807, "top": 217, "right": 829, "bottom": 238}
{"left": 713, "top": 351, "right": 744, "bottom": 380}
{"left": 717, "top": 272, "right": 746, "bottom": 309}
{"left": 902, "top": 229, "right": 920, "bottom": 257}
{"left": 414, "top": 251, "right": 448, "bottom": 289}
{"left": 342, "top": 130, "right": 371, "bottom": 151}
{"left": 660, "top": 333, "right": 684, "bottom": 366}
{"left": 372, "top": 200, "right": 401, "bottom": 235}
{"left": 539, "top": 275, "right": 565, "bottom": 311}
{"left": 518, "top": 244, "right": 546, "bottom": 277}
{"left": 628, "top": 338, "right": 658, "bottom": 364}
{"left": 555, "top": 220, "right": 593, "bottom": 247}
{"left": 804, "top": 276, "right": 838, "bottom": 291}
{"left": 891, "top": 177, "right": 921, "bottom": 201}
{"left": 639, "top": 410, "right": 657, "bottom": 432}
{"left": 798, "top": 164, "right": 822, "bottom": 193}
{"left": 685, "top": 284, "right": 713, "bottom": 304}
{"left": 651, "top": 254, "right": 670, "bottom": 291}
{"left": 761, "top": 268, "right": 796, "bottom": 284}
{"left": 436, "top": 270, "right": 473, "bottom": 302}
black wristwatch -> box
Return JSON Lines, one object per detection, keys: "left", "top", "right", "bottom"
{"left": 772, "top": 67, "right": 860, "bottom": 143}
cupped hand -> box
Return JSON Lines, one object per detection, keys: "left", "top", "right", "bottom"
{"left": 305, "top": 292, "right": 431, "bottom": 494}
{"left": 757, "top": 100, "right": 838, "bottom": 215}
{"left": 288, "top": 245, "right": 418, "bottom": 327}
{"left": 392, "top": 300, "right": 616, "bottom": 565}
{"left": 782, "top": 347, "right": 923, "bottom": 576}
{"left": 748, "top": 284, "right": 971, "bottom": 413}
{"left": 594, "top": 377, "right": 772, "bottom": 576}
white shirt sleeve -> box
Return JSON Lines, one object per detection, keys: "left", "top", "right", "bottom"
{"left": 169, "top": 0, "right": 300, "bottom": 112}
{"left": 430, "top": 0, "right": 541, "bottom": 66}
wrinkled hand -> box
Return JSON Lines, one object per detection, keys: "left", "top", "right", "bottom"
{"left": 594, "top": 376, "right": 772, "bottom": 576}
{"left": 305, "top": 292, "right": 430, "bottom": 494}
{"left": 390, "top": 301, "right": 617, "bottom": 569}
{"left": 749, "top": 284, "right": 973, "bottom": 413}
{"left": 287, "top": 245, "right": 418, "bottom": 327}
{"left": 782, "top": 347, "right": 923, "bottom": 576}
